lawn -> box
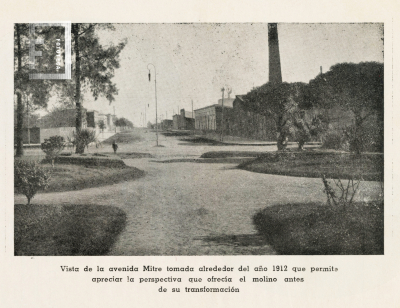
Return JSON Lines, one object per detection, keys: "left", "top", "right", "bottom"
{"left": 44, "top": 163, "right": 144, "bottom": 192}
{"left": 102, "top": 130, "right": 144, "bottom": 144}
{"left": 253, "top": 202, "right": 384, "bottom": 255}
{"left": 238, "top": 151, "right": 383, "bottom": 181}
{"left": 14, "top": 149, "right": 145, "bottom": 256}
{"left": 236, "top": 150, "right": 384, "bottom": 255}
{"left": 14, "top": 203, "right": 127, "bottom": 256}
{"left": 15, "top": 155, "right": 145, "bottom": 194}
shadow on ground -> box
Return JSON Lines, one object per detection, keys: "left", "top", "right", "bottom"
{"left": 154, "top": 158, "right": 255, "bottom": 164}
{"left": 195, "top": 234, "right": 270, "bottom": 247}
{"left": 117, "top": 152, "right": 154, "bottom": 159}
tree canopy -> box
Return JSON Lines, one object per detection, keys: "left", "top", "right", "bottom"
{"left": 14, "top": 24, "right": 54, "bottom": 156}
{"left": 114, "top": 117, "right": 134, "bottom": 129}
{"left": 242, "top": 82, "right": 314, "bottom": 150}
{"left": 55, "top": 23, "right": 126, "bottom": 153}
{"left": 309, "top": 62, "right": 383, "bottom": 153}
{"left": 309, "top": 62, "right": 383, "bottom": 117}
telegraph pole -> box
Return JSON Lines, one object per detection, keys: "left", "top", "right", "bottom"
{"left": 113, "top": 106, "right": 116, "bottom": 133}
{"left": 147, "top": 63, "right": 159, "bottom": 146}
{"left": 220, "top": 87, "right": 225, "bottom": 142}
{"left": 192, "top": 99, "right": 194, "bottom": 133}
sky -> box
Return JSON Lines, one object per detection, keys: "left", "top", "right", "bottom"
{"left": 64, "top": 23, "right": 384, "bottom": 126}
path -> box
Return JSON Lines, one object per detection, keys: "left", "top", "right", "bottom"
{"left": 15, "top": 129, "right": 382, "bottom": 255}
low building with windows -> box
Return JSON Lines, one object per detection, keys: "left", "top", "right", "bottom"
{"left": 194, "top": 104, "right": 233, "bottom": 132}
{"left": 173, "top": 109, "right": 195, "bottom": 130}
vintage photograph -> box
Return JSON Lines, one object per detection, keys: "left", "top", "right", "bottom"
{"left": 14, "top": 23, "right": 384, "bottom": 256}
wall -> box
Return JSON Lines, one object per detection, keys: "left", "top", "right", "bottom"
{"left": 21, "top": 127, "right": 40, "bottom": 144}
{"left": 226, "top": 97, "right": 276, "bottom": 141}
{"left": 194, "top": 105, "right": 217, "bottom": 130}
{"left": 40, "top": 127, "right": 77, "bottom": 143}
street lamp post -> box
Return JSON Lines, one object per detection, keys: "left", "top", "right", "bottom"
{"left": 147, "top": 63, "right": 159, "bottom": 146}
{"left": 220, "top": 87, "right": 225, "bottom": 142}
{"left": 26, "top": 98, "right": 30, "bottom": 145}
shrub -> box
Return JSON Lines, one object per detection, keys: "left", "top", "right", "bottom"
{"left": 41, "top": 136, "right": 65, "bottom": 165}
{"left": 322, "top": 175, "right": 361, "bottom": 207}
{"left": 322, "top": 130, "right": 349, "bottom": 151}
{"left": 253, "top": 202, "right": 383, "bottom": 255}
{"left": 73, "top": 129, "right": 99, "bottom": 153}
{"left": 343, "top": 122, "right": 383, "bottom": 154}
{"left": 293, "top": 114, "right": 328, "bottom": 150}
{"left": 323, "top": 118, "right": 383, "bottom": 154}
{"left": 14, "top": 160, "right": 50, "bottom": 205}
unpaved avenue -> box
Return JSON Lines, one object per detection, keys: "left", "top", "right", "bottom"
{"left": 15, "top": 130, "right": 381, "bottom": 255}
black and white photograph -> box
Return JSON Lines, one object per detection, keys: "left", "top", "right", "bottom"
{"left": 2, "top": 0, "right": 400, "bottom": 306}
{"left": 13, "top": 22, "right": 384, "bottom": 256}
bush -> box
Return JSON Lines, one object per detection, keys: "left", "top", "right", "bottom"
{"left": 41, "top": 136, "right": 65, "bottom": 164}
{"left": 74, "top": 129, "right": 99, "bottom": 153}
{"left": 343, "top": 122, "right": 383, "bottom": 154}
{"left": 322, "top": 130, "right": 349, "bottom": 151}
{"left": 14, "top": 160, "right": 50, "bottom": 204}
{"left": 323, "top": 118, "right": 383, "bottom": 154}
{"left": 55, "top": 153, "right": 126, "bottom": 168}
{"left": 253, "top": 202, "right": 383, "bottom": 254}
{"left": 292, "top": 114, "right": 328, "bottom": 150}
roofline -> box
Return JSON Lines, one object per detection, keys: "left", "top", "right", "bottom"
{"left": 194, "top": 104, "right": 233, "bottom": 112}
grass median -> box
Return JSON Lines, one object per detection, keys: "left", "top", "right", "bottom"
{"left": 238, "top": 151, "right": 383, "bottom": 181}
{"left": 253, "top": 202, "right": 383, "bottom": 255}
{"left": 15, "top": 204, "right": 127, "bottom": 256}
{"left": 15, "top": 154, "right": 145, "bottom": 194}
{"left": 238, "top": 151, "right": 384, "bottom": 255}
{"left": 14, "top": 154, "right": 144, "bottom": 256}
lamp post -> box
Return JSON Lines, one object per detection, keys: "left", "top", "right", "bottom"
{"left": 26, "top": 97, "right": 30, "bottom": 145}
{"left": 220, "top": 87, "right": 225, "bottom": 142}
{"left": 147, "top": 63, "right": 159, "bottom": 146}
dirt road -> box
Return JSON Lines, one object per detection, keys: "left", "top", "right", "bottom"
{"left": 15, "top": 129, "right": 381, "bottom": 255}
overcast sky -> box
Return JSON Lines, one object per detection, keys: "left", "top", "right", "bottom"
{"left": 77, "top": 23, "right": 383, "bottom": 126}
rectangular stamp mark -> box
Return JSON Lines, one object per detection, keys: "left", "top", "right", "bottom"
{"left": 29, "top": 22, "right": 71, "bottom": 79}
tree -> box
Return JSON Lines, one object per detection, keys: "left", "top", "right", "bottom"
{"left": 309, "top": 62, "right": 383, "bottom": 154}
{"left": 41, "top": 136, "right": 65, "bottom": 167}
{"left": 114, "top": 117, "right": 133, "bottom": 130}
{"left": 97, "top": 119, "right": 106, "bottom": 132}
{"left": 243, "top": 82, "right": 312, "bottom": 150}
{"left": 39, "top": 106, "right": 87, "bottom": 128}
{"left": 292, "top": 113, "right": 328, "bottom": 150}
{"left": 14, "top": 160, "right": 50, "bottom": 205}
{"left": 14, "top": 24, "right": 53, "bottom": 156}
{"left": 56, "top": 24, "right": 126, "bottom": 153}
{"left": 72, "top": 129, "right": 99, "bottom": 151}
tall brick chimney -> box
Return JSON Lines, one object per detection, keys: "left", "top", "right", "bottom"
{"left": 268, "top": 23, "right": 282, "bottom": 84}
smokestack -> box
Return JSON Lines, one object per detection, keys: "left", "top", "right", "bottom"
{"left": 320, "top": 66, "right": 323, "bottom": 75}
{"left": 268, "top": 23, "right": 282, "bottom": 84}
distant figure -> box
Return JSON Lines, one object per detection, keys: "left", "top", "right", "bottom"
{"left": 112, "top": 141, "right": 118, "bottom": 154}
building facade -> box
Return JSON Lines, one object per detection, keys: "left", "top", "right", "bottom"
{"left": 226, "top": 95, "right": 276, "bottom": 141}
{"left": 173, "top": 109, "right": 195, "bottom": 130}
{"left": 194, "top": 104, "right": 233, "bottom": 132}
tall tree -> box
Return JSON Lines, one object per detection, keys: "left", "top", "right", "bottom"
{"left": 309, "top": 62, "right": 384, "bottom": 153}
{"left": 14, "top": 24, "right": 53, "bottom": 156}
{"left": 243, "top": 82, "right": 311, "bottom": 150}
{"left": 59, "top": 24, "right": 126, "bottom": 153}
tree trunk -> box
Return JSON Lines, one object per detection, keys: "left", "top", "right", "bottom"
{"left": 276, "top": 121, "right": 288, "bottom": 151}
{"left": 73, "top": 24, "right": 85, "bottom": 154}
{"left": 15, "top": 24, "right": 24, "bottom": 157}
{"left": 353, "top": 115, "right": 363, "bottom": 155}
{"left": 277, "top": 133, "right": 288, "bottom": 151}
